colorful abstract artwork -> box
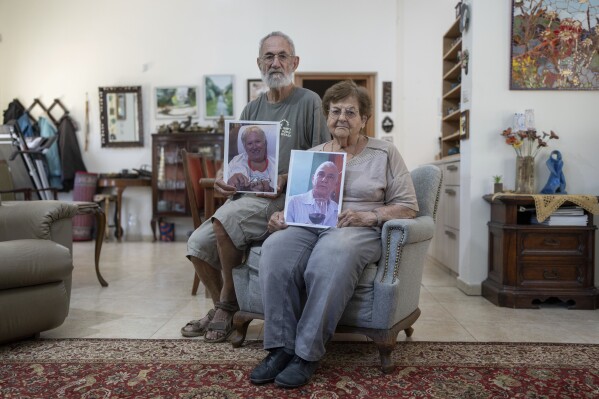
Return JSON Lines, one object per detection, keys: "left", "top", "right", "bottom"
{"left": 510, "top": 0, "right": 599, "bottom": 90}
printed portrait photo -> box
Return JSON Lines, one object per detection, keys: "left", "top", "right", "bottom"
{"left": 223, "top": 120, "right": 280, "bottom": 194}
{"left": 284, "top": 150, "right": 347, "bottom": 229}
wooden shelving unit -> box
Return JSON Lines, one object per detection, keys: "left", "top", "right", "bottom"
{"left": 440, "top": 18, "right": 462, "bottom": 158}
{"left": 150, "top": 132, "right": 223, "bottom": 241}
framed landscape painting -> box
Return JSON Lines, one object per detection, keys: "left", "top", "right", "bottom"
{"left": 510, "top": 0, "right": 599, "bottom": 90}
{"left": 204, "top": 75, "right": 234, "bottom": 119}
{"left": 247, "top": 79, "right": 269, "bottom": 102}
{"left": 155, "top": 86, "right": 199, "bottom": 119}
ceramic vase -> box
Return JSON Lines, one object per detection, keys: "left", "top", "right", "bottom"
{"left": 515, "top": 155, "right": 535, "bottom": 194}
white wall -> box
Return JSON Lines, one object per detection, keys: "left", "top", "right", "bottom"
{"left": 398, "top": 0, "right": 457, "bottom": 167}
{"left": 0, "top": 0, "right": 404, "bottom": 240}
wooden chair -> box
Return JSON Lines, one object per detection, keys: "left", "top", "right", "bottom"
{"left": 182, "top": 150, "right": 226, "bottom": 295}
{"left": 182, "top": 149, "right": 206, "bottom": 295}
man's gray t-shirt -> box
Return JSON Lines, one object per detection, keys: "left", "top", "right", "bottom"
{"left": 240, "top": 87, "right": 330, "bottom": 175}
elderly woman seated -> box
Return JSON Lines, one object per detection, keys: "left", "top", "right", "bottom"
{"left": 249, "top": 80, "right": 419, "bottom": 389}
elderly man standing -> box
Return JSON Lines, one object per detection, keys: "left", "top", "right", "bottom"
{"left": 286, "top": 161, "right": 339, "bottom": 227}
{"left": 182, "top": 31, "right": 330, "bottom": 342}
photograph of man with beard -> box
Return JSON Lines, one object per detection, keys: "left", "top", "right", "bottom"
{"left": 224, "top": 121, "right": 279, "bottom": 193}
{"left": 284, "top": 150, "right": 346, "bottom": 228}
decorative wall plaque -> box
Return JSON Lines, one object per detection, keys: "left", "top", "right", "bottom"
{"left": 382, "top": 116, "right": 394, "bottom": 133}
{"left": 382, "top": 81, "right": 392, "bottom": 112}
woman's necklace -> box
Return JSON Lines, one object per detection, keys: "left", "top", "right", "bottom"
{"left": 328, "top": 135, "right": 365, "bottom": 159}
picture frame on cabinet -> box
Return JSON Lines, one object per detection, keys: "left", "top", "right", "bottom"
{"left": 510, "top": 0, "right": 599, "bottom": 90}
{"left": 155, "top": 86, "right": 199, "bottom": 119}
{"left": 247, "top": 79, "right": 268, "bottom": 102}
{"left": 459, "top": 110, "right": 469, "bottom": 139}
{"left": 204, "top": 75, "right": 234, "bottom": 119}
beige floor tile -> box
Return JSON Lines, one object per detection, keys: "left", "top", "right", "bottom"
{"left": 403, "top": 319, "right": 477, "bottom": 342}
{"left": 61, "top": 241, "right": 599, "bottom": 345}
{"left": 41, "top": 316, "right": 167, "bottom": 339}
{"left": 459, "top": 320, "right": 590, "bottom": 343}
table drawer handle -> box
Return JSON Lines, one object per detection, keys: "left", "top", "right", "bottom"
{"left": 543, "top": 269, "right": 559, "bottom": 280}
{"left": 445, "top": 188, "right": 456, "bottom": 195}
{"left": 444, "top": 230, "right": 456, "bottom": 238}
{"left": 543, "top": 238, "right": 560, "bottom": 246}
{"left": 447, "top": 165, "right": 458, "bottom": 171}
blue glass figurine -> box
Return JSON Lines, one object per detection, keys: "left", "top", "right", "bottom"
{"left": 540, "top": 150, "right": 567, "bottom": 194}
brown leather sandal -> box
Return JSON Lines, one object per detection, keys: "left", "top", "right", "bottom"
{"left": 204, "top": 301, "right": 239, "bottom": 343}
{"left": 180, "top": 308, "right": 216, "bottom": 338}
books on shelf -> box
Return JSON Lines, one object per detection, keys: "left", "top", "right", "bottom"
{"left": 529, "top": 206, "right": 588, "bottom": 226}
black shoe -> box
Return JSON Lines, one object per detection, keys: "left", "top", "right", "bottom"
{"left": 250, "top": 348, "right": 294, "bottom": 385}
{"left": 274, "top": 355, "right": 319, "bottom": 389}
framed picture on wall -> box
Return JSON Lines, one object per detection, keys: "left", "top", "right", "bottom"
{"left": 510, "top": 0, "right": 599, "bottom": 90}
{"left": 247, "top": 79, "right": 268, "bottom": 102}
{"left": 203, "top": 75, "right": 235, "bottom": 119}
{"left": 155, "top": 86, "right": 199, "bottom": 119}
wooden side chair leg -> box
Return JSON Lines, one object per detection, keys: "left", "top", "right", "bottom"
{"left": 191, "top": 274, "right": 200, "bottom": 296}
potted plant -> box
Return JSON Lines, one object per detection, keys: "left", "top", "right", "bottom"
{"left": 493, "top": 175, "right": 503, "bottom": 193}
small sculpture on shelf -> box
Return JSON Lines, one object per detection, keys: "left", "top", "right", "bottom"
{"left": 540, "top": 150, "right": 567, "bottom": 194}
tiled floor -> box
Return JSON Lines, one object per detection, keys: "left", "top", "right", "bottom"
{"left": 42, "top": 241, "right": 599, "bottom": 343}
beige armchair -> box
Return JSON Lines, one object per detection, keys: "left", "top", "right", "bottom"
{"left": 0, "top": 200, "right": 79, "bottom": 343}
{"left": 230, "top": 165, "right": 443, "bottom": 373}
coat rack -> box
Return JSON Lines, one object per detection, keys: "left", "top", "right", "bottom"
{"left": 26, "top": 98, "right": 70, "bottom": 126}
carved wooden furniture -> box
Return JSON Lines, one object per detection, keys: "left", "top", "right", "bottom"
{"left": 482, "top": 194, "right": 598, "bottom": 309}
{"left": 151, "top": 132, "right": 223, "bottom": 241}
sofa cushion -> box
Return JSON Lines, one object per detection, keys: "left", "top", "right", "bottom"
{"left": 0, "top": 239, "right": 73, "bottom": 290}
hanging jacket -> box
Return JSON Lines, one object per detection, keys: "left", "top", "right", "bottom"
{"left": 39, "top": 116, "right": 63, "bottom": 189}
{"left": 58, "top": 115, "right": 87, "bottom": 191}
{"left": 2, "top": 99, "right": 25, "bottom": 123}
{"left": 17, "top": 113, "right": 38, "bottom": 138}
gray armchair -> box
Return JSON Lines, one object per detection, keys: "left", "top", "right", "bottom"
{"left": 0, "top": 200, "right": 79, "bottom": 343}
{"left": 230, "top": 164, "right": 443, "bottom": 373}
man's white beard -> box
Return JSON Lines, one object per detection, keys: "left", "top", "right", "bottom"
{"left": 261, "top": 69, "right": 294, "bottom": 89}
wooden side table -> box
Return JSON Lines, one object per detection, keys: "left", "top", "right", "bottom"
{"left": 97, "top": 177, "right": 151, "bottom": 241}
{"left": 73, "top": 201, "right": 108, "bottom": 287}
{"left": 482, "top": 194, "right": 598, "bottom": 309}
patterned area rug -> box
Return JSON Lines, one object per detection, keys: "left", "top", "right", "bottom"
{"left": 1, "top": 339, "right": 598, "bottom": 398}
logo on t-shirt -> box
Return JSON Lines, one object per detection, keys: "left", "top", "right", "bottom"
{"left": 280, "top": 119, "right": 292, "bottom": 138}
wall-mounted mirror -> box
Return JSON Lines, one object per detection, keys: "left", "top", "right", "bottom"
{"left": 99, "top": 86, "right": 144, "bottom": 147}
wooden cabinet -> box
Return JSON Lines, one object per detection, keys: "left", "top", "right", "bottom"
{"left": 151, "top": 132, "right": 223, "bottom": 241}
{"left": 428, "top": 159, "right": 460, "bottom": 274}
{"left": 482, "top": 195, "right": 598, "bottom": 309}
{"left": 440, "top": 17, "right": 462, "bottom": 158}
